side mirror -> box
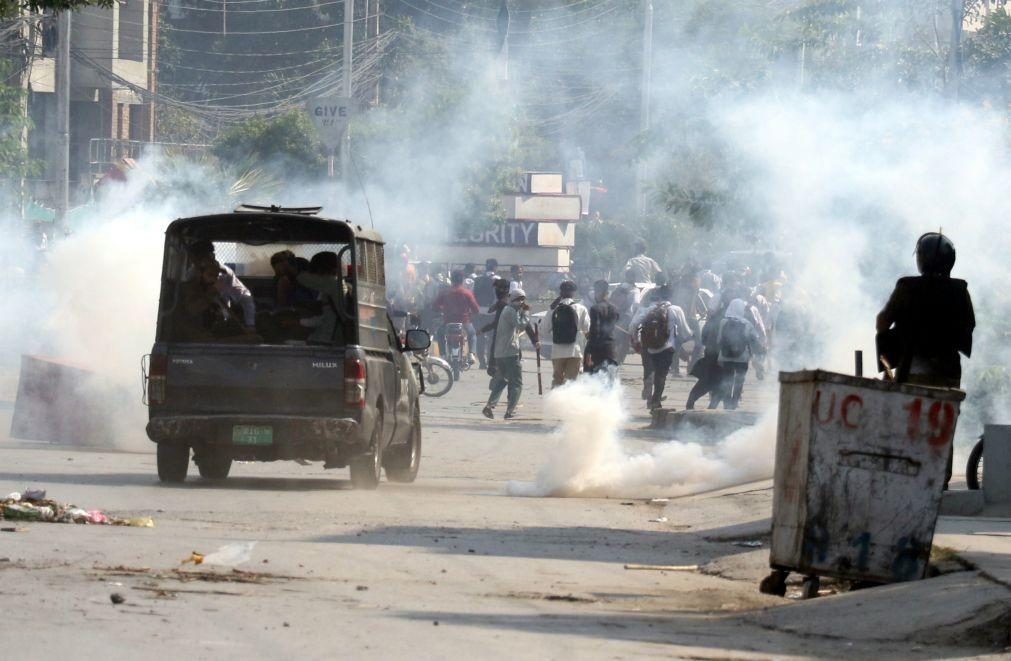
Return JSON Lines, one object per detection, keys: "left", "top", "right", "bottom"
{"left": 404, "top": 328, "right": 431, "bottom": 352}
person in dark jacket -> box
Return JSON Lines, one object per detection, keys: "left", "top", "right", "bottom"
{"left": 586, "top": 279, "right": 620, "bottom": 377}
{"left": 876, "top": 231, "right": 975, "bottom": 489}
{"left": 876, "top": 232, "right": 975, "bottom": 388}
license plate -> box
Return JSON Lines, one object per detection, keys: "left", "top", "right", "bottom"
{"left": 232, "top": 425, "right": 273, "bottom": 445}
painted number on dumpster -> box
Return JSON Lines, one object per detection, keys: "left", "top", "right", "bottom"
{"left": 903, "top": 398, "right": 956, "bottom": 447}
{"left": 813, "top": 390, "right": 864, "bottom": 429}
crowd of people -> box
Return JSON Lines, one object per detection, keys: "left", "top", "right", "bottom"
{"left": 385, "top": 240, "right": 791, "bottom": 421}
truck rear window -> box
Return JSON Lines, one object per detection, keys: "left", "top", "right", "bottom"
{"left": 158, "top": 240, "right": 357, "bottom": 346}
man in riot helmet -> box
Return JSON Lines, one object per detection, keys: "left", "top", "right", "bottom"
{"left": 876, "top": 231, "right": 975, "bottom": 490}
{"left": 876, "top": 232, "right": 975, "bottom": 388}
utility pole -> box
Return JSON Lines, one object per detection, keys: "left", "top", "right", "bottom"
{"left": 55, "top": 11, "right": 71, "bottom": 224}
{"left": 635, "top": 0, "right": 653, "bottom": 217}
{"left": 340, "top": 0, "right": 354, "bottom": 182}
{"left": 948, "top": 0, "right": 963, "bottom": 99}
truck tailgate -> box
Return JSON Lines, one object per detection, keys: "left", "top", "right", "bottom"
{"left": 159, "top": 344, "right": 345, "bottom": 416}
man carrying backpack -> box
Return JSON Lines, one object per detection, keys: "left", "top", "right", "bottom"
{"left": 631, "top": 283, "right": 690, "bottom": 410}
{"left": 541, "top": 280, "right": 590, "bottom": 388}
{"left": 714, "top": 298, "right": 764, "bottom": 410}
{"left": 472, "top": 259, "right": 501, "bottom": 370}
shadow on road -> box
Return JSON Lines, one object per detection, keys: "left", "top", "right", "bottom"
{"left": 0, "top": 470, "right": 352, "bottom": 492}
{"left": 390, "top": 609, "right": 948, "bottom": 658}
{"left": 310, "top": 522, "right": 764, "bottom": 566}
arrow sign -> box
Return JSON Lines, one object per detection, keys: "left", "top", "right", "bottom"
{"left": 306, "top": 96, "right": 354, "bottom": 151}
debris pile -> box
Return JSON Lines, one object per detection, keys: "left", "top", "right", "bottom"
{"left": 1, "top": 490, "right": 154, "bottom": 527}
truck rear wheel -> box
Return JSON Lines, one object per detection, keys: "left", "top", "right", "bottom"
{"left": 196, "top": 449, "right": 232, "bottom": 480}
{"left": 350, "top": 413, "right": 383, "bottom": 490}
{"left": 157, "top": 443, "right": 190, "bottom": 483}
{"left": 385, "top": 408, "right": 421, "bottom": 483}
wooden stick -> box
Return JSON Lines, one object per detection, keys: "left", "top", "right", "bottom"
{"left": 623, "top": 563, "right": 699, "bottom": 572}
{"left": 534, "top": 321, "right": 543, "bottom": 396}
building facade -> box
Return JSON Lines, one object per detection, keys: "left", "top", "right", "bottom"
{"left": 26, "top": 1, "right": 158, "bottom": 204}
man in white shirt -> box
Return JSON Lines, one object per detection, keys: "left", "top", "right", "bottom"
{"left": 624, "top": 239, "right": 663, "bottom": 284}
{"left": 189, "top": 240, "right": 256, "bottom": 329}
{"left": 541, "top": 280, "right": 591, "bottom": 388}
{"left": 632, "top": 283, "right": 690, "bottom": 409}
{"left": 508, "top": 264, "right": 524, "bottom": 294}
{"left": 611, "top": 269, "right": 642, "bottom": 364}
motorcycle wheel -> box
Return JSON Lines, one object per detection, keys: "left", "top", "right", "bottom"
{"left": 967, "top": 437, "right": 984, "bottom": 491}
{"left": 422, "top": 361, "right": 453, "bottom": 398}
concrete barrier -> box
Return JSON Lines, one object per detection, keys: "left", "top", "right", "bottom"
{"left": 10, "top": 354, "right": 133, "bottom": 447}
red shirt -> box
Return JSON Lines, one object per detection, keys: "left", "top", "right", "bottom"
{"left": 435, "top": 286, "right": 480, "bottom": 324}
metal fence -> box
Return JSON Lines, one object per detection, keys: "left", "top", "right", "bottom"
{"left": 88, "top": 138, "right": 210, "bottom": 179}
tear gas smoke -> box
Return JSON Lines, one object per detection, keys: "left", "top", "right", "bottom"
{"left": 511, "top": 93, "right": 1011, "bottom": 498}
{"left": 508, "top": 377, "right": 777, "bottom": 498}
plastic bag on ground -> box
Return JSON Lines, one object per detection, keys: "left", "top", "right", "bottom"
{"left": 201, "top": 542, "right": 257, "bottom": 567}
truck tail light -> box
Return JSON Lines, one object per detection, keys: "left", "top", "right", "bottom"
{"left": 344, "top": 355, "right": 366, "bottom": 408}
{"left": 148, "top": 354, "right": 168, "bottom": 406}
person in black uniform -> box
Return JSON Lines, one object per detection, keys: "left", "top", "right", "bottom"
{"left": 876, "top": 231, "right": 975, "bottom": 489}
{"left": 586, "top": 279, "right": 620, "bottom": 377}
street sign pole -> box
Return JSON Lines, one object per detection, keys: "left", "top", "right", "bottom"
{"left": 306, "top": 97, "right": 353, "bottom": 178}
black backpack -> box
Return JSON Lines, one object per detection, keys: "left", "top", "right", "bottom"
{"left": 551, "top": 303, "right": 579, "bottom": 344}
{"left": 473, "top": 275, "right": 496, "bottom": 306}
{"left": 641, "top": 304, "right": 670, "bottom": 350}
{"left": 719, "top": 317, "right": 749, "bottom": 358}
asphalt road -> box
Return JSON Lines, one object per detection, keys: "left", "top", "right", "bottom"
{"left": 1, "top": 360, "right": 1009, "bottom": 659}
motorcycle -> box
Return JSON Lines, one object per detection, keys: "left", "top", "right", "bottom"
{"left": 419, "top": 349, "right": 454, "bottom": 398}
{"left": 443, "top": 322, "right": 470, "bottom": 381}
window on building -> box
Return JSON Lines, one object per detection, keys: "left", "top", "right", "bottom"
{"left": 118, "top": 0, "right": 144, "bottom": 62}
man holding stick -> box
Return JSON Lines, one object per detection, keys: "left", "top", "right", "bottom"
{"left": 483, "top": 290, "right": 536, "bottom": 420}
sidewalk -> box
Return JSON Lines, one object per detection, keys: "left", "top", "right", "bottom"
{"left": 936, "top": 514, "right": 1011, "bottom": 588}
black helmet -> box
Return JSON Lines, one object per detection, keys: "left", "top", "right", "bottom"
{"left": 915, "top": 232, "right": 955, "bottom": 276}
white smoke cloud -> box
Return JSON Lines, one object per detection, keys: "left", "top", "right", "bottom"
{"left": 511, "top": 92, "right": 1011, "bottom": 499}
{"left": 508, "top": 376, "right": 777, "bottom": 498}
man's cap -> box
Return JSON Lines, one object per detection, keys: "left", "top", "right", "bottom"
{"left": 510, "top": 289, "right": 527, "bottom": 301}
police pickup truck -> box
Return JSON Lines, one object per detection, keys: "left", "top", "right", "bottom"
{"left": 143, "top": 206, "right": 429, "bottom": 489}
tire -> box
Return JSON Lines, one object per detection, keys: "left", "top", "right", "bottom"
{"left": 759, "top": 569, "right": 788, "bottom": 597}
{"left": 385, "top": 408, "right": 422, "bottom": 483}
{"left": 350, "top": 412, "right": 383, "bottom": 490}
{"left": 967, "top": 437, "right": 984, "bottom": 491}
{"left": 801, "top": 575, "right": 821, "bottom": 599}
{"left": 196, "top": 449, "right": 232, "bottom": 479}
{"left": 422, "top": 360, "right": 453, "bottom": 398}
{"left": 157, "top": 443, "right": 190, "bottom": 483}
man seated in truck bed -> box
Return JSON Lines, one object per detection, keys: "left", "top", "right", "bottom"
{"left": 174, "top": 258, "right": 259, "bottom": 343}
{"left": 296, "top": 251, "right": 354, "bottom": 345}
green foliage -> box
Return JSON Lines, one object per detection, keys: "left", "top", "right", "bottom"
{"left": 0, "top": 61, "right": 39, "bottom": 190}
{"left": 211, "top": 110, "right": 326, "bottom": 180}
{"left": 965, "top": 8, "right": 1011, "bottom": 99}
{"left": 0, "top": 0, "right": 112, "bottom": 19}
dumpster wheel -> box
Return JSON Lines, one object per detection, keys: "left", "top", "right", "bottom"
{"left": 759, "top": 569, "right": 788, "bottom": 597}
{"left": 800, "top": 575, "right": 821, "bottom": 599}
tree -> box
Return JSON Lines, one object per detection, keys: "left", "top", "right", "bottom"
{"left": 964, "top": 8, "right": 1011, "bottom": 103}
{"left": 211, "top": 110, "right": 326, "bottom": 180}
{"left": 0, "top": 0, "right": 112, "bottom": 19}
{"left": 0, "top": 60, "right": 39, "bottom": 195}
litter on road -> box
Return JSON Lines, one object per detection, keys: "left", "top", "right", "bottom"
{"left": 182, "top": 542, "right": 257, "bottom": 567}
{"left": 0, "top": 489, "right": 155, "bottom": 527}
